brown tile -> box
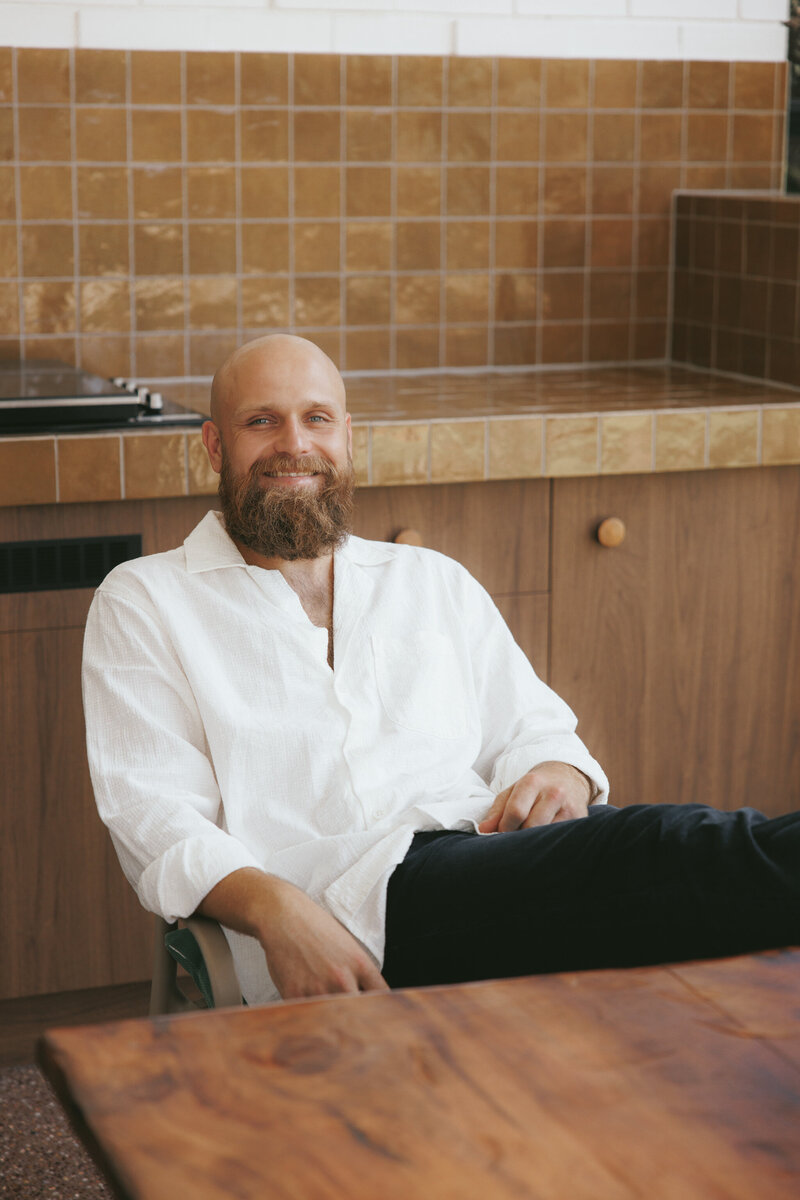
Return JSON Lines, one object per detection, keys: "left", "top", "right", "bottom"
{"left": 77, "top": 167, "right": 128, "bottom": 220}
{"left": 134, "top": 278, "right": 184, "bottom": 331}
{"left": 640, "top": 113, "right": 682, "bottom": 162}
{"left": 80, "top": 334, "right": 132, "bottom": 378}
{"left": 0, "top": 48, "right": 10, "bottom": 103}
{"left": 23, "top": 282, "right": 76, "bottom": 334}
{"left": 186, "top": 167, "right": 235, "bottom": 219}
{"left": 189, "top": 277, "right": 237, "bottom": 329}
{"left": 241, "top": 223, "right": 290, "bottom": 273}
{"left": 591, "top": 166, "right": 634, "bottom": 215}
{"left": 75, "top": 107, "right": 127, "bottom": 163}
{"left": 21, "top": 226, "right": 74, "bottom": 278}
{"left": 488, "top": 417, "right": 542, "bottom": 480}
{"left": 186, "top": 51, "right": 235, "bottom": 105}
{"left": 544, "top": 113, "right": 588, "bottom": 162}
{"left": 732, "top": 114, "right": 774, "bottom": 162}
{"left": 494, "top": 323, "right": 538, "bottom": 366}
{"left": 18, "top": 108, "right": 71, "bottom": 161}
{"left": 540, "top": 323, "right": 584, "bottom": 364}
{"left": 446, "top": 112, "right": 490, "bottom": 163}
{"left": 130, "top": 51, "right": 182, "bottom": 105}
{"left": 601, "top": 413, "right": 653, "bottom": 475}
{"left": 130, "top": 167, "right": 181, "bottom": 220}
{"left": 188, "top": 223, "right": 236, "bottom": 274}
{"left": 495, "top": 167, "right": 538, "bottom": 215}
{"left": 708, "top": 410, "right": 758, "bottom": 468}
{"left": 397, "top": 166, "right": 441, "bottom": 217}
{"left": 545, "top": 59, "right": 589, "bottom": 109}
{"left": 294, "top": 111, "right": 341, "bottom": 163}
{"left": 131, "top": 110, "right": 183, "bottom": 163}
{"left": 684, "top": 165, "right": 727, "bottom": 189}
{"left": 345, "top": 328, "right": 390, "bottom": 370}
{"left": 0, "top": 227, "right": 16, "bottom": 278}
{"left": 294, "top": 54, "right": 341, "bottom": 105}
{"left": 637, "top": 218, "right": 671, "bottom": 267}
{"left": 0, "top": 338, "right": 22, "bottom": 362}
{"left": 345, "top": 56, "right": 392, "bottom": 107}
{"left": 688, "top": 62, "right": 730, "bottom": 110}
{"left": 294, "top": 222, "right": 340, "bottom": 272}
{"left": 346, "top": 275, "right": 391, "bottom": 325}
{"left": 79, "top": 224, "right": 129, "bottom": 276}
{"left": 496, "top": 59, "right": 542, "bottom": 108}
{"left": 686, "top": 114, "right": 728, "bottom": 162}
{"left": 294, "top": 277, "right": 341, "bottom": 326}
{"left": 636, "top": 270, "right": 669, "bottom": 320}
{"left": 124, "top": 433, "right": 186, "bottom": 499}
{"left": 637, "top": 165, "right": 682, "bottom": 215}
{"left": 17, "top": 48, "right": 70, "bottom": 103}
{"left": 134, "top": 224, "right": 183, "bottom": 275}
{"left": 734, "top": 62, "right": 776, "bottom": 111}
{"left": 728, "top": 164, "right": 773, "bottom": 190}
{"left": 58, "top": 435, "right": 122, "bottom": 502}
{"left": 240, "top": 277, "right": 290, "bottom": 327}
{"left": 346, "top": 111, "right": 392, "bottom": 162}
{"left": 186, "top": 110, "right": 236, "bottom": 163}
{"left": 495, "top": 220, "right": 538, "bottom": 269}
{"left": 396, "top": 221, "right": 440, "bottom": 270}
{"left": 0, "top": 165, "right": 14, "bottom": 219}
{"left": 80, "top": 279, "right": 130, "bottom": 333}
{"left": 495, "top": 273, "right": 538, "bottom": 322}
{"left": 134, "top": 334, "right": 186, "bottom": 377}
{"left": 294, "top": 167, "right": 340, "bottom": 218}
{"left": 545, "top": 416, "right": 598, "bottom": 475}
{"left": 588, "top": 271, "right": 631, "bottom": 320}
{"left": 241, "top": 54, "right": 289, "bottom": 105}
{"left": 769, "top": 281, "right": 797, "bottom": 337}
{"left": 372, "top": 424, "right": 429, "bottom": 486}
{"left": 240, "top": 110, "right": 289, "bottom": 162}
{"left": 594, "top": 61, "right": 637, "bottom": 109}
{"left": 0, "top": 281, "right": 19, "bottom": 332}
{"left": 395, "top": 328, "right": 440, "bottom": 370}
{"left": 541, "top": 272, "right": 582, "bottom": 320}
{"left": 762, "top": 408, "right": 800, "bottom": 465}
{"left": 0, "top": 439, "right": 56, "bottom": 506}
{"left": 187, "top": 431, "right": 218, "bottom": 495}
{"left": 395, "top": 275, "right": 439, "bottom": 324}
{"left": 75, "top": 49, "right": 126, "bottom": 103}
{"left": 346, "top": 221, "right": 392, "bottom": 271}
{"left": 592, "top": 113, "right": 636, "bottom": 163}
{"left": 431, "top": 421, "right": 485, "bottom": 482}
{"left": 446, "top": 221, "right": 490, "bottom": 269}
{"left": 397, "top": 57, "right": 443, "bottom": 106}
{"left": 655, "top": 412, "right": 706, "bottom": 472}
{"left": 241, "top": 167, "right": 289, "bottom": 218}
{"left": 541, "top": 219, "right": 586, "bottom": 269}
{"left": 25, "top": 336, "right": 76, "bottom": 365}
{"left": 743, "top": 223, "right": 771, "bottom": 277}
{"left": 445, "top": 273, "right": 489, "bottom": 323}
{"left": 771, "top": 225, "right": 800, "bottom": 281}
{"left": 0, "top": 109, "right": 13, "bottom": 162}
{"left": 307, "top": 330, "right": 341, "bottom": 365}
{"left": 447, "top": 58, "right": 492, "bottom": 108}
{"left": 397, "top": 111, "right": 443, "bottom": 162}
{"left": 641, "top": 61, "right": 684, "bottom": 108}
{"left": 189, "top": 332, "right": 238, "bottom": 376}
{"left": 496, "top": 113, "right": 540, "bottom": 162}
{"left": 350, "top": 425, "right": 369, "bottom": 487}
{"left": 19, "top": 166, "right": 73, "bottom": 220}
{"left": 543, "top": 166, "right": 587, "bottom": 216}
{"left": 346, "top": 166, "right": 391, "bottom": 216}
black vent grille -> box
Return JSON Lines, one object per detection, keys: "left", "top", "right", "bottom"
{"left": 0, "top": 534, "right": 142, "bottom": 593}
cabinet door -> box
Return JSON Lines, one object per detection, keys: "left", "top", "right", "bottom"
{"left": 550, "top": 467, "right": 800, "bottom": 816}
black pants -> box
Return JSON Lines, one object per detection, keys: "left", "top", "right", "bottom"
{"left": 382, "top": 804, "right": 800, "bottom": 988}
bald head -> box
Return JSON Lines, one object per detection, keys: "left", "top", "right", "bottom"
{"left": 210, "top": 335, "right": 346, "bottom": 428}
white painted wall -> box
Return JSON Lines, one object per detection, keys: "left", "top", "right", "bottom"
{"left": 0, "top": 0, "right": 789, "bottom": 61}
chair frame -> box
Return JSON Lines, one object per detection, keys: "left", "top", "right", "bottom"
{"left": 149, "top": 914, "right": 243, "bottom": 1015}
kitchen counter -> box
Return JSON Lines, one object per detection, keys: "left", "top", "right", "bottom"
{"left": 1, "top": 365, "right": 799, "bottom": 507}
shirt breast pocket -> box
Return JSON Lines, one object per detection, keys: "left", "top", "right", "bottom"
{"left": 371, "top": 631, "right": 468, "bottom": 740}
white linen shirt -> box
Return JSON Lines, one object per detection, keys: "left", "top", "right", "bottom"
{"left": 82, "top": 510, "right": 608, "bottom": 1004}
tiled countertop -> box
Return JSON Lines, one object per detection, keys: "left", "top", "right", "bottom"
{"left": 2, "top": 365, "right": 799, "bottom": 507}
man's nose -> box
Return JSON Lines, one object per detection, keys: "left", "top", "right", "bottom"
{"left": 274, "top": 418, "right": 311, "bottom": 456}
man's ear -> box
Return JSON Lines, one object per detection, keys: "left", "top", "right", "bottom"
{"left": 201, "top": 421, "right": 223, "bottom": 474}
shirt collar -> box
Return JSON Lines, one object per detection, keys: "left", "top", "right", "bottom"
{"left": 184, "top": 510, "right": 395, "bottom": 574}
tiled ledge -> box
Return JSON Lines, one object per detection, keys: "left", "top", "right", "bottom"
{"left": 1, "top": 366, "right": 799, "bottom": 507}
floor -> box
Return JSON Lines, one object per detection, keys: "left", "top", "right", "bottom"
{"left": 0, "top": 1064, "right": 111, "bottom": 1199}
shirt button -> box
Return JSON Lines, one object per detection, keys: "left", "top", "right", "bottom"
{"left": 374, "top": 807, "right": 386, "bottom": 819}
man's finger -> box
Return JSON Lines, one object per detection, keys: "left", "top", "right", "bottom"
{"left": 477, "top": 787, "right": 510, "bottom": 833}
{"left": 520, "top": 793, "right": 563, "bottom": 828}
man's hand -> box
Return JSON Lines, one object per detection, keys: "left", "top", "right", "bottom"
{"left": 478, "top": 761, "right": 593, "bottom": 833}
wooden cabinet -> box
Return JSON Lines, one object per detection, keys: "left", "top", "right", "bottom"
{"left": 549, "top": 467, "right": 800, "bottom": 817}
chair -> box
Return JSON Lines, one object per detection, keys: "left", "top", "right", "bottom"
{"left": 149, "top": 914, "right": 244, "bottom": 1015}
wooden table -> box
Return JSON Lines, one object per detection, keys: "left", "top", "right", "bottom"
{"left": 39, "top": 951, "right": 800, "bottom": 1200}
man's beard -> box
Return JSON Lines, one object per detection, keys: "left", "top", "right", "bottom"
{"left": 218, "top": 451, "right": 355, "bottom": 561}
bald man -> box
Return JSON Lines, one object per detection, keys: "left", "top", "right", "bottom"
{"left": 83, "top": 335, "right": 800, "bottom": 1005}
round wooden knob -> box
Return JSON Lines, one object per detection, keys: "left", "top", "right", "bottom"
{"left": 393, "top": 528, "right": 423, "bottom": 547}
{"left": 596, "top": 517, "right": 626, "bottom": 548}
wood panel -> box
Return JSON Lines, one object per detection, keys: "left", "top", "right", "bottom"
{"left": 353, "top": 479, "right": 550, "bottom": 595}
{"left": 550, "top": 466, "right": 800, "bottom": 815}
{"left": 494, "top": 592, "right": 549, "bottom": 684}
{"left": 0, "top": 981, "right": 151, "bottom": 1067}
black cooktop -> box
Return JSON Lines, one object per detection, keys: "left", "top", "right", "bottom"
{"left": 0, "top": 361, "right": 206, "bottom": 434}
